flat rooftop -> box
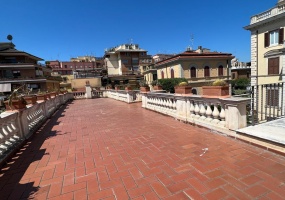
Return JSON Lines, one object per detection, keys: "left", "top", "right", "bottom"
{"left": 0, "top": 99, "right": 285, "bottom": 199}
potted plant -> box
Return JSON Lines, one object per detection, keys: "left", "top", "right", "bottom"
{"left": 36, "top": 89, "right": 48, "bottom": 101}
{"left": 202, "top": 79, "right": 229, "bottom": 96}
{"left": 139, "top": 80, "right": 150, "bottom": 92}
{"left": 114, "top": 84, "right": 120, "bottom": 90}
{"left": 106, "top": 84, "right": 112, "bottom": 90}
{"left": 151, "top": 80, "right": 163, "bottom": 90}
{"left": 125, "top": 83, "right": 132, "bottom": 91}
{"left": 4, "top": 85, "right": 27, "bottom": 110}
{"left": 23, "top": 87, "right": 37, "bottom": 105}
{"left": 175, "top": 81, "right": 192, "bottom": 94}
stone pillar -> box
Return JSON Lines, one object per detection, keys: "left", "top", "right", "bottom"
{"left": 85, "top": 85, "right": 92, "bottom": 99}
{"left": 175, "top": 96, "right": 187, "bottom": 121}
{"left": 223, "top": 97, "right": 250, "bottom": 130}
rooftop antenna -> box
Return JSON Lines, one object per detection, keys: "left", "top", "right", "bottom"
{"left": 7, "top": 34, "right": 13, "bottom": 43}
{"left": 190, "top": 34, "right": 194, "bottom": 49}
{"left": 130, "top": 38, "right": 133, "bottom": 45}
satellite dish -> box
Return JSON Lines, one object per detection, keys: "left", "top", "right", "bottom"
{"left": 7, "top": 34, "right": 13, "bottom": 41}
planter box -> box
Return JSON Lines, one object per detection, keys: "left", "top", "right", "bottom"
{"left": 140, "top": 87, "right": 150, "bottom": 92}
{"left": 37, "top": 94, "right": 48, "bottom": 101}
{"left": 50, "top": 92, "right": 58, "bottom": 97}
{"left": 153, "top": 85, "right": 162, "bottom": 90}
{"left": 175, "top": 86, "right": 192, "bottom": 94}
{"left": 23, "top": 95, "right": 37, "bottom": 105}
{"left": 4, "top": 99, "right": 27, "bottom": 110}
{"left": 202, "top": 86, "right": 229, "bottom": 96}
{"left": 125, "top": 86, "right": 132, "bottom": 91}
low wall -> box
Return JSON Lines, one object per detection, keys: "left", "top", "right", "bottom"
{"left": 0, "top": 93, "right": 74, "bottom": 165}
{"left": 141, "top": 92, "right": 250, "bottom": 134}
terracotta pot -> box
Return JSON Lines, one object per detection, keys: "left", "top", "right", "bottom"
{"left": 4, "top": 99, "right": 27, "bottom": 110}
{"left": 153, "top": 85, "right": 162, "bottom": 90}
{"left": 202, "top": 86, "right": 229, "bottom": 96}
{"left": 175, "top": 86, "right": 192, "bottom": 94}
{"left": 140, "top": 86, "right": 150, "bottom": 92}
{"left": 23, "top": 95, "right": 37, "bottom": 105}
{"left": 50, "top": 92, "right": 57, "bottom": 97}
{"left": 125, "top": 86, "right": 132, "bottom": 91}
{"left": 37, "top": 94, "right": 48, "bottom": 101}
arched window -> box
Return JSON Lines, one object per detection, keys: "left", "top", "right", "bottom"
{"left": 161, "top": 70, "right": 164, "bottom": 79}
{"left": 204, "top": 66, "right": 210, "bottom": 77}
{"left": 170, "top": 68, "right": 174, "bottom": 78}
{"left": 218, "top": 65, "right": 223, "bottom": 76}
{"left": 192, "top": 88, "right": 197, "bottom": 95}
{"left": 190, "top": 67, "right": 196, "bottom": 78}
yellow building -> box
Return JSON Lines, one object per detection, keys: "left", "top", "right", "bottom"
{"left": 155, "top": 47, "right": 234, "bottom": 94}
{"left": 245, "top": 0, "right": 285, "bottom": 122}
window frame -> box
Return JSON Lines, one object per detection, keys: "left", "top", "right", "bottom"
{"left": 204, "top": 66, "right": 210, "bottom": 77}
{"left": 190, "top": 67, "right": 196, "bottom": 78}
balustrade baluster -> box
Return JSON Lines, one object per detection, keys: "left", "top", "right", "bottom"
{"left": 194, "top": 101, "right": 200, "bottom": 118}
{"left": 199, "top": 102, "right": 206, "bottom": 120}
{"left": 212, "top": 104, "right": 220, "bottom": 124}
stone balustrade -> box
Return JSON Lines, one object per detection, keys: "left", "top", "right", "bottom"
{"left": 250, "top": 5, "right": 285, "bottom": 24}
{"left": 103, "top": 90, "right": 142, "bottom": 104}
{"left": 0, "top": 93, "right": 73, "bottom": 164}
{"left": 73, "top": 91, "right": 86, "bottom": 99}
{"left": 141, "top": 93, "right": 250, "bottom": 134}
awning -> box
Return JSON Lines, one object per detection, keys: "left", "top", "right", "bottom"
{"left": 0, "top": 83, "right": 11, "bottom": 92}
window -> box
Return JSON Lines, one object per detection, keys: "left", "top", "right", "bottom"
{"left": 170, "top": 69, "right": 174, "bottom": 78}
{"left": 161, "top": 71, "right": 164, "bottom": 79}
{"left": 267, "top": 88, "right": 279, "bottom": 107}
{"left": 70, "top": 66, "right": 73, "bottom": 69}
{"left": 218, "top": 65, "right": 223, "bottom": 76}
{"left": 64, "top": 65, "right": 67, "bottom": 68}
{"left": 268, "top": 57, "right": 279, "bottom": 75}
{"left": 132, "top": 58, "right": 139, "bottom": 64}
{"left": 265, "top": 28, "right": 284, "bottom": 47}
{"left": 12, "top": 70, "right": 21, "bottom": 78}
{"left": 122, "top": 59, "right": 128, "bottom": 64}
{"left": 190, "top": 67, "right": 196, "bottom": 78}
{"left": 204, "top": 66, "right": 210, "bottom": 77}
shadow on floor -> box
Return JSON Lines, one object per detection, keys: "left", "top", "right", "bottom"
{"left": 0, "top": 103, "right": 71, "bottom": 199}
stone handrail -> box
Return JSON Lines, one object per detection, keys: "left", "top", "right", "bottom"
{"left": 103, "top": 90, "right": 142, "bottom": 103}
{"left": 250, "top": 5, "right": 285, "bottom": 24}
{"left": 73, "top": 91, "right": 86, "bottom": 99}
{"left": 141, "top": 93, "right": 250, "bottom": 134}
{"left": 0, "top": 93, "right": 74, "bottom": 164}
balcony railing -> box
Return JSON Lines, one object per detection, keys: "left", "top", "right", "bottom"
{"left": 250, "top": 4, "right": 285, "bottom": 24}
{"left": 0, "top": 93, "right": 73, "bottom": 163}
{"left": 141, "top": 93, "right": 250, "bottom": 134}
{"left": 103, "top": 90, "right": 142, "bottom": 103}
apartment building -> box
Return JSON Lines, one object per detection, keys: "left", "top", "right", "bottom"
{"left": 0, "top": 42, "right": 59, "bottom": 92}
{"left": 244, "top": 0, "right": 285, "bottom": 122}
{"left": 155, "top": 46, "right": 234, "bottom": 94}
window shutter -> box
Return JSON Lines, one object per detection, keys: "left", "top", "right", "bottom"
{"left": 265, "top": 32, "right": 269, "bottom": 47}
{"left": 279, "top": 28, "right": 284, "bottom": 44}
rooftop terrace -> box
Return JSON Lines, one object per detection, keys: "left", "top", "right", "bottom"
{"left": 0, "top": 98, "right": 285, "bottom": 199}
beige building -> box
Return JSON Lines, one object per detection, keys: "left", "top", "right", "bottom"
{"left": 244, "top": 0, "right": 285, "bottom": 122}
{"left": 104, "top": 44, "right": 150, "bottom": 76}
{"left": 245, "top": 0, "right": 285, "bottom": 86}
{"left": 155, "top": 47, "right": 234, "bottom": 94}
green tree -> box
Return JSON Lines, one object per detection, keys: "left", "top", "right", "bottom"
{"left": 158, "top": 78, "right": 187, "bottom": 93}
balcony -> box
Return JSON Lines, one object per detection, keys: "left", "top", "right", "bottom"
{"left": 250, "top": 4, "right": 285, "bottom": 25}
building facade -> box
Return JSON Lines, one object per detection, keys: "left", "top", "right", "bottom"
{"left": 244, "top": 0, "right": 285, "bottom": 122}
{"left": 245, "top": 0, "right": 285, "bottom": 86}
{"left": 231, "top": 58, "right": 251, "bottom": 80}
{"left": 155, "top": 47, "right": 234, "bottom": 94}
{"left": 104, "top": 44, "right": 150, "bottom": 76}
{"left": 0, "top": 42, "right": 59, "bottom": 93}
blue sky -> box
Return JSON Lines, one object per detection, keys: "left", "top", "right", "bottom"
{"left": 0, "top": 0, "right": 276, "bottom": 62}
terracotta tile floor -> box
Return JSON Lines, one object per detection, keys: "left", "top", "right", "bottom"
{"left": 1, "top": 99, "right": 285, "bottom": 200}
